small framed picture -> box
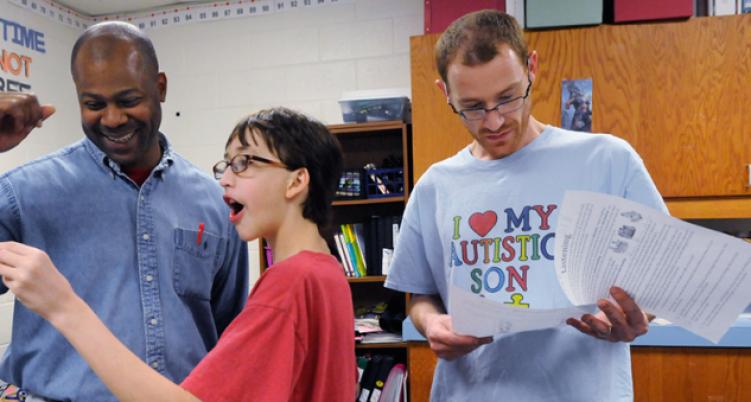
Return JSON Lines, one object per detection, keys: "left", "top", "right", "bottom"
{"left": 561, "top": 78, "right": 593, "bottom": 132}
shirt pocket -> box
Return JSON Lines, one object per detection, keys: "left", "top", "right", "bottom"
{"left": 173, "top": 227, "right": 226, "bottom": 301}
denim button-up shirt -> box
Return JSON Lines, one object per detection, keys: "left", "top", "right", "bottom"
{"left": 0, "top": 135, "right": 249, "bottom": 401}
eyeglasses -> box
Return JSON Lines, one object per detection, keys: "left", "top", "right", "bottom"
{"left": 450, "top": 75, "right": 532, "bottom": 121}
{"left": 212, "top": 154, "right": 287, "bottom": 179}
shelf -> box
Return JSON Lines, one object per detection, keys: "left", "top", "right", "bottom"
{"left": 333, "top": 196, "right": 406, "bottom": 206}
{"left": 666, "top": 197, "right": 751, "bottom": 219}
{"left": 356, "top": 342, "right": 408, "bottom": 350}
{"left": 348, "top": 275, "right": 387, "bottom": 283}
{"left": 328, "top": 120, "right": 406, "bottom": 134}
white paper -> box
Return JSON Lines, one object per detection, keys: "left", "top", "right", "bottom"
{"left": 449, "top": 191, "right": 751, "bottom": 343}
{"left": 556, "top": 191, "right": 751, "bottom": 343}
{"left": 449, "top": 278, "right": 595, "bottom": 337}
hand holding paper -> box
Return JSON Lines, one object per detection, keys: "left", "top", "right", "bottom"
{"left": 450, "top": 191, "right": 751, "bottom": 343}
{"left": 566, "top": 286, "right": 649, "bottom": 342}
{"left": 424, "top": 313, "right": 492, "bottom": 360}
{"left": 557, "top": 191, "right": 751, "bottom": 343}
{"left": 449, "top": 276, "right": 596, "bottom": 337}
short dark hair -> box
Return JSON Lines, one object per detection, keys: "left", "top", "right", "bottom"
{"left": 70, "top": 22, "right": 159, "bottom": 78}
{"left": 435, "top": 10, "right": 528, "bottom": 85}
{"left": 227, "top": 107, "right": 343, "bottom": 234}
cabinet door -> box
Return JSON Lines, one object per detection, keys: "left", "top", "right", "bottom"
{"left": 628, "top": 16, "right": 751, "bottom": 197}
{"left": 412, "top": 15, "right": 751, "bottom": 197}
{"left": 411, "top": 35, "right": 469, "bottom": 181}
{"left": 527, "top": 16, "right": 751, "bottom": 197}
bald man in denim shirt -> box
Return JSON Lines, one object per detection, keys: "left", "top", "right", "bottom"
{"left": 0, "top": 22, "right": 248, "bottom": 401}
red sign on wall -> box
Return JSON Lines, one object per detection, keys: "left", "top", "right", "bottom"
{"left": 612, "top": 0, "right": 693, "bottom": 22}
{"left": 424, "top": 0, "right": 506, "bottom": 33}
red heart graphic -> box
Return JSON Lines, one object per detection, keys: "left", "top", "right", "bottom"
{"left": 468, "top": 211, "right": 497, "bottom": 237}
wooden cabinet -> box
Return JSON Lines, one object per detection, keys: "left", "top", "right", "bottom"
{"left": 530, "top": 14, "right": 751, "bottom": 198}
{"left": 408, "top": 343, "right": 751, "bottom": 402}
{"left": 407, "top": 343, "right": 438, "bottom": 402}
{"left": 411, "top": 14, "right": 751, "bottom": 197}
{"left": 631, "top": 347, "right": 751, "bottom": 402}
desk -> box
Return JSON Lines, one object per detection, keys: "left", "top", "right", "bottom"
{"left": 403, "top": 317, "right": 751, "bottom": 401}
{"left": 402, "top": 315, "right": 751, "bottom": 346}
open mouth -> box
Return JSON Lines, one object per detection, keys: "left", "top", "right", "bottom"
{"left": 102, "top": 131, "right": 136, "bottom": 144}
{"left": 223, "top": 196, "right": 245, "bottom": 218}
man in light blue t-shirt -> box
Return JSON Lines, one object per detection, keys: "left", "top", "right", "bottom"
{"left": 384, "top": 10, "right": 666, "bottom": 402}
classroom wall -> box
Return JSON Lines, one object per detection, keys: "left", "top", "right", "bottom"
{"left": 0, "top": 0, "right": 423, "bottom": 356}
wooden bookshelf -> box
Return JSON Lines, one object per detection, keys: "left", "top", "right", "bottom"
{"left": 356, "top": 342, "right": 409, "bottom": 350}
{"left": 333, "top": 121, "right": 412, "bottom": 397}
{"left": 348, "top": 275, "right": 388, "bottom": 284}
{"left": 333, "top": 196, "right": 406, "bottom": 206}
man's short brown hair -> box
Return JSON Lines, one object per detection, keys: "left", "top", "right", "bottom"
{"left": 435, "top": 10, "right": 528, "bottom": 85}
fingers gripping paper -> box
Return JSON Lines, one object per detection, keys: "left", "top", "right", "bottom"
{"left": 450, "top": 191, "right": 751, "bottom": 343}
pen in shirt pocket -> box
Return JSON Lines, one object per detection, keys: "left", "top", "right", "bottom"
{"left": 196, "top": 223, "right": 205, "bottom": 245}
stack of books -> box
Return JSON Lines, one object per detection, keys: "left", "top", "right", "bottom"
{"left": 356, "top": 355, "right": 407, "bottom": 402}
{"left": 333, "top": 216, "right": 402, "bottom": 277}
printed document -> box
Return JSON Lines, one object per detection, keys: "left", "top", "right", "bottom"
{"left": 450, "top": 191, "right": 751, "bottom": 343}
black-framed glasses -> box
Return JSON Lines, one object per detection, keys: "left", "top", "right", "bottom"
{"left": 450, "top": 74, "right": 533, "bottom": 121}
{"left": 212, "top": 154, "right": 287, "bottom": 179}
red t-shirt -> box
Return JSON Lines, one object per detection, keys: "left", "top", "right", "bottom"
{"left": 181, "top": 251, "right": 356, "bottom": 402}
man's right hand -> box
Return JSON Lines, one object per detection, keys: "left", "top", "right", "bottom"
{"left": 424, "top": 313, "right": 493, "bottom": 360}
{"left": 0, "top": 92, "right": 55, "bottom": 152}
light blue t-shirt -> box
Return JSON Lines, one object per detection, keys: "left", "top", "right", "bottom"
{"left": 385, "top": 126, "right": 666, "bottom": 402}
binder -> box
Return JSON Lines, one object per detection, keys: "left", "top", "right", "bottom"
{"left": 342, "top": 224, "right": 366, "bottom": 277}
{"left": 357, "top": 354, "right": 383, "bottom": 402}
{"left": 352, "top": 222, "right": 369, "bottom": 274}
{"left": 356, "top": 355, "right": 370, "bottom": 391}
{"left": 338, "top": 231, "right": 357, "bottom": 277}
{"left": 391, "top": 215, "right": 402, "bottom": 247}
{"left": 379, "top": 363, "right": 407, "bottom": 402}
{"left": 368, "top": 355, "right": 395, "bottom": 402}
{"left": 380, "top": 216, "right": 393, "bottom": 250}
{"left": 366, "top": 215, "right": 380, "bottom": 275}
{"left": 334, "top": 233, "right": 353, "bottom": 276}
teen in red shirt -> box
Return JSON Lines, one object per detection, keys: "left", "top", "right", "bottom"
{"left": 182, "top": 251, "right": 354, "bottom": 401}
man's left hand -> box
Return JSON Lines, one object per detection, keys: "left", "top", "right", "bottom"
{"left": 567, "top": 286, "right": 649, "bottom": 342}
